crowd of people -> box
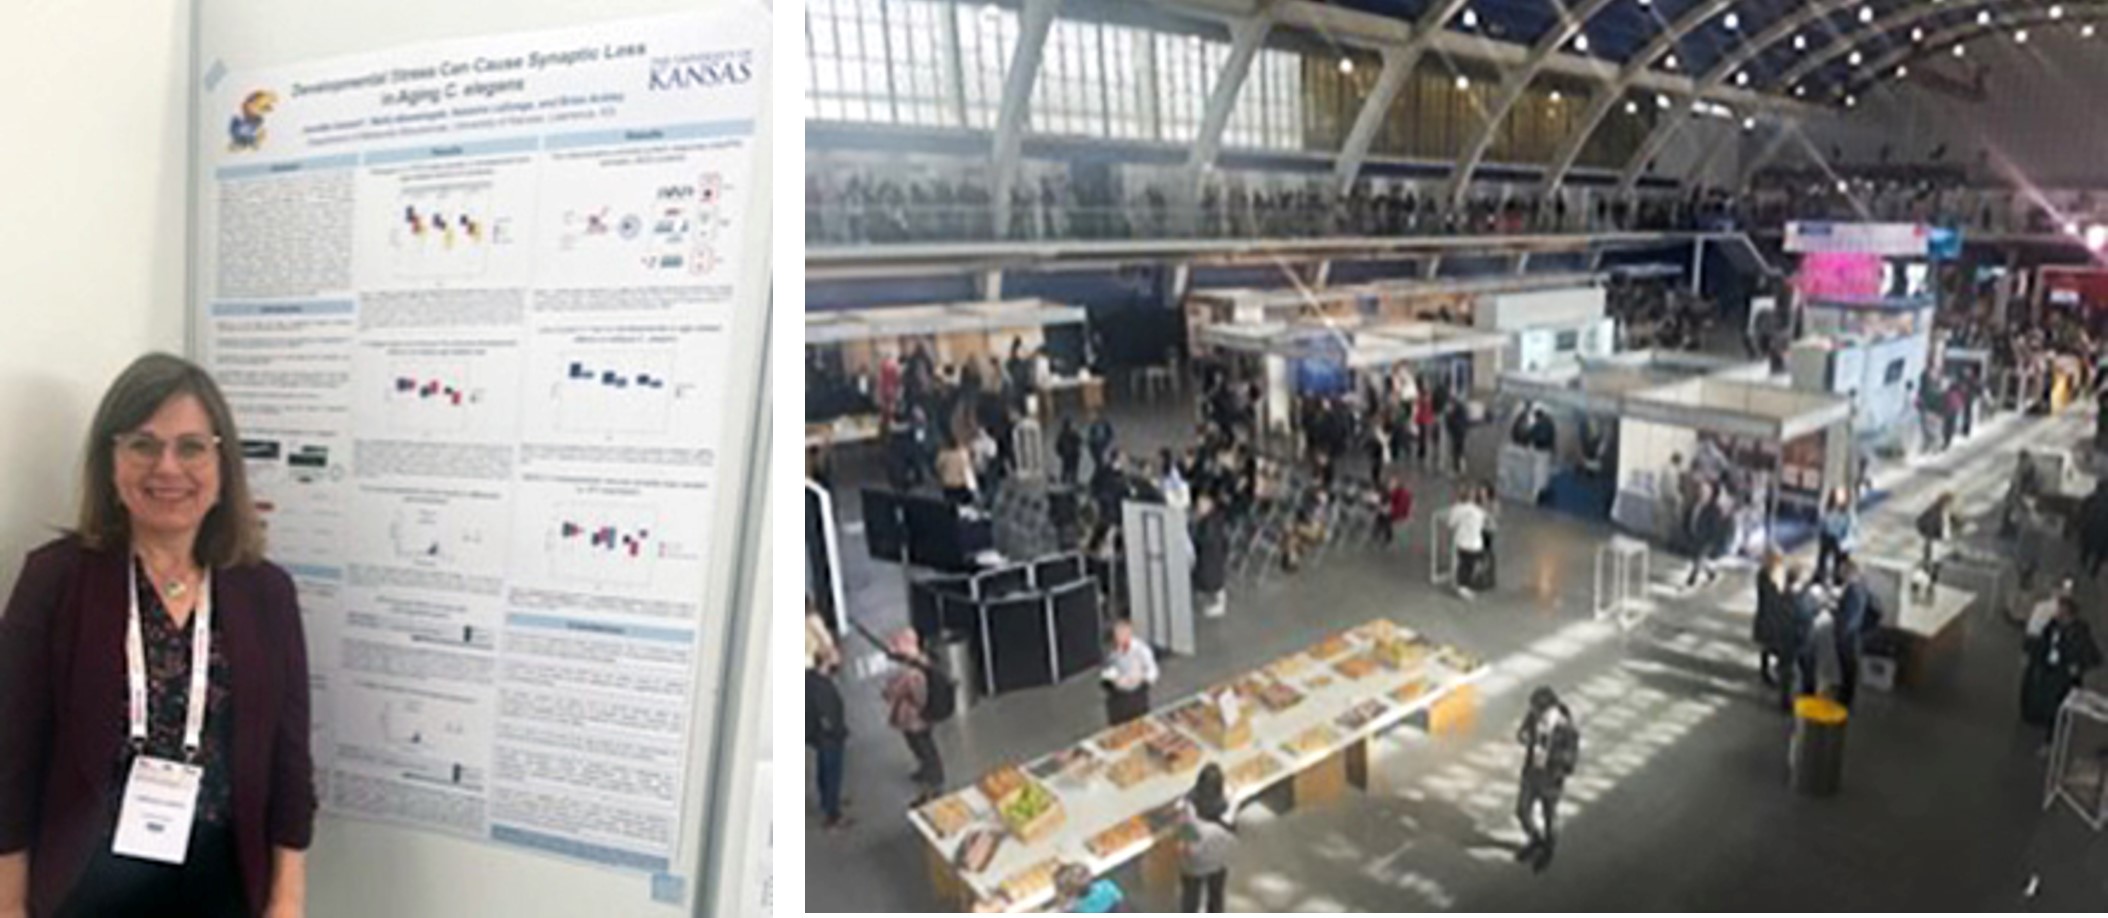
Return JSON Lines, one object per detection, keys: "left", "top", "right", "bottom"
{"left": 807, "top": 164, "right": 1742, "bottom": 246}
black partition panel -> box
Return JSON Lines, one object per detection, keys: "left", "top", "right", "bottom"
{"left": 1033, "top": 554, "right": 1085, "bottom": 590}
{"left": 909, "top": 576, "right": 970, "bottom": 640}
{"left": 860, "top": 488, "right": 906, "bottom": 561}
{"left": 939, "top": 592, "right": 981, "bottom": 641}
{"left": 1050, "top": 581, "right": 1104, "bottom": 681}
{"left": 982, "top": 596, "right": 1056, "bottom": 695}
{"left": 975, "top": 564, "right": 1030, "bottom": 599}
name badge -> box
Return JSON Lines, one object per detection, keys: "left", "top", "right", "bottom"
{"left": 112, "top": 755, "right": 203, "bottom": 864}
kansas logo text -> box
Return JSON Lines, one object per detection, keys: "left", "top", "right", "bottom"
{"left": 648, "top": 50, "right": 755, "bottom": 91}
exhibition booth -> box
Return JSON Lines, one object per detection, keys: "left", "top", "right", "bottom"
{"left": 805, "top": 298, "right": 1096, "bottom": 446}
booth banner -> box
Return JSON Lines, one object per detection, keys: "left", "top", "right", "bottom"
{"left": 195, "top": 12, "right": 763, "bottom": 875}
{"left": 1785, "top": 221, "right": 1932, "bottom": 256}
{"left": 1792, "top": 252, "right": 1886, "bottom": 300}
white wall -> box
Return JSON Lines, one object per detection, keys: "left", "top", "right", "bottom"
{"left": 1794, "top": 31, "right": 2108, "bottom": 187}
{"left": 0, "top": 1, "right": 190, "bottom": 588}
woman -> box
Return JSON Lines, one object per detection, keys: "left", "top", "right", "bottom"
{"left": 1177, "top": 764, "right": 1237, "bottom": 912}
{"left": 1816, "top": 488, "right": 1856, "bottom": 585}
{"left": 1916, "top": 491, "right": 1957, "bottom": 592}
{"left": 0, "top": 354, "right": 314, "bottom": 917}
{"left": 1753, "top": 550, "right": 1793, "bottom": 698}
{"left": 1053, "top": 863, "right": 1124, "bottom": 913}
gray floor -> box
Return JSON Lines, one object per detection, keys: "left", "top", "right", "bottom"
{"left": 808, "top": 379, "right": 2108, "bottom": 912}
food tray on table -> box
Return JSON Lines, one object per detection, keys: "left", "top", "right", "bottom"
{"left": 995, "top": 779, "right": 1065, "bottom": 844}
{"left": 1224, "top": 751, "right": 1285, "bottom": 794}
{"left": 1141, "top": 799, "right": 1186, "bottom": 834}
{"left": 1352, "top": 619, "right": 1406, "bottom": 643}
{"left": 918, "top": 794, "right": 976, "bottom": 839}
{"left": 953, "top": 827, "right": 1005, "bottom": 874}
{"left": 1144, "top": 729, "right": 1203, "bottom": 774}
{"left": 1305, "top": 674, "right": 1336, "bottom": 691}
{"left": 1094, "top": 718, "right": 1160, "bottom": 753}
{"left": 1106, "top": 750, "right": 1158, "bottom": 789}
{"left": 998, "top": 858, "right": 1060, "bottom": 906}
{"left": 978, "top": 765, "right": 1029, "bottom": 804}
{"left": 1392, "top": 677, "right": 1432, "bottom": 705}
{"left": 1165, "top": 696, "right": 1251, "bottom": 750}
{"left": 1283, "top": 724, "right": 1341, "bottom": 758}
{"left": 1333, "top": 653, "right": 1382, "bottom": 680}
{"left": 1084, "top": 816, "right": 1153, "bottom": 859}
{"left": 1253, "top": 679, "right": 1305, "bottom": 713}
{"left": 1310, "top": 635, "right": 1354, "bottom": 660}
{"left": 1267, "top": 653, "right": 1314, "bottom": 679}
{"left": 1029, "top": 747, "right": 1100, "bottom": 786}
{"left": 1373, "top": 634, "right": 1433, "bottom": 671}
{"left": 1334, "top": 699, "right": 1391, "bottom": 733}
{"left": 1436, "top": 647, "right": 1480, "bottom": 672}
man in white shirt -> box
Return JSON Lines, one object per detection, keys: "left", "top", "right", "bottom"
{"left": 1448, "top": 491, "right": 1490, "bottom": 600}
{"left": 1101, "top": 619, "right": 1160, "bottom": 725}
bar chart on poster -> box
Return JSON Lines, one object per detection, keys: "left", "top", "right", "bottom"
{"left": 188, "top": 2, "right": 771, "bottom": 916}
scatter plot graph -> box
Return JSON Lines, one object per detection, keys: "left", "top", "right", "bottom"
{"left": 389, "top": 504, "right": 487, "bottom": 566}
{"left": 547, "top": 504, "right": 661, "bottom": 587}
{"left": 551, "top": 351, "right": 693, "bottom": 435}
{"left": 388, "top": 182, "right": 508, "bottom": 280}
{"left": 551, "top": 171, "right": 727, "bottom": 278}
{"left": 384, "top": 365, "right": 485, "bottom": 434}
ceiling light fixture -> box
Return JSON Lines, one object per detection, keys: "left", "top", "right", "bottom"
{"left": 1895, "top": 64, "right": 1908, "bottom": 78}
{"left": 1736, "top": 71, "right": 1750, "bottom": 86}
{"left": 1656, "top": 93, "right": 1671, "bottom": 109}
{"left": 1742, "top": 116, "right": 1757, "bottom": 131}
{"left": 1625, "top": 99, "right": 1640, "bottom": 114}
{"left": 1912, "top": 27, "right": 1925, "bottom": 43}
{"left": 1845, "top": 94, "right": 1857, "bottom": 107}
{"left": 1455, "top": 74, "right": 1471, "bottom": 90}
{"left": 2088, "top": 224, "right": 2108, "bottom": 250}
{"left": 1665, "top": 53, "right": 1679, "bottom": 69}
{"left": 1462, "top": 8, "right": 1479, "bottom": 29}
{"left": 2085, "top": 24, "right": 2098, "bottom": 38}
{"left": 1795, "top": 84, "right": 1807, "bottom": 97}
{"left": 1978, "top": 10, "right": 1992, "bottom": 26}
{"left": 1849, "top": 51, "right": 1863, "bottom": 66}
{"left": 1795, "top": 34, "right": 1808, "bottom": 51}
{"left": 1836, "top": 180, "right": 1850, "bottom": 193}
{"left": 1859, "top": 6, "right": 1874, "bottom": 24}
{"left": 2017, "top": 28, "right": 2031, "bottom": 43}
{"left": 1339, "top": 57, "right": 1354, "bottom": 74}
{"left": 2065, "top": 221, "right": 2082, "bottom": 236}
{"left": 1549, "top": 89, "right": 1563, "bottom": 102}
{"left": 1724, "top": 11, "right": 1741, "bottom": 31}
{"left": 2051, "top": 4, "right": 2066, "bottom": 20}
{"left": 1954, "top": 43, "right": 1967, "bottom": 57}
{"left": 1574, "top": 33, "right": 1590, "bottom": 53}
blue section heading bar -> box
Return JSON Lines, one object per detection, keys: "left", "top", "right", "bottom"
{"left": 506, "top": 613, "right": 693, "bottom": 646}
{"left": 364, "top": 135, "right": 542, "bottom": 166}
{"left": 544, "top": 119, "right": 754, "bottom": 151}
{"left": 215, "top": 153, "right": 360, "bottom": 181}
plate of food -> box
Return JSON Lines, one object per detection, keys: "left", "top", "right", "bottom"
{"left": 1254, "top": 679, "right": 1304, "bottom": 713}
{"left": 1283, "top": 724, "right": 1340, "bottom": 758}
{"left": 1095, "top": 718, "right": 1160, "bottom": 753}
{"left": 1392, "top": 678, "right": 1431, "bottom": 705}
{"left": 1310, "top": 635, "right": 1354, "bottom": 660}
{"left": 952, "top": 827, "right": 1005, "bottom": 874}
{"left": 977, "top": 765, "right": 1029, "bottom": 804}
{"left": 1144, "top": 730, "right": 1202, "bottom": 774}
{"left": 918, "top": 794, "right": 976, "bottom": 839}
{"left": 1224, "top": 752, "right": 1284, "bottom": 793}
{"left": 1106, "top": 750, "right": 1157, "bottom": 789}
{"left": 1334, "top": 699, "right": 1391, "bottom": 733}
{"left": 1333, "top": 653, "right": 1381, "bottom": 680}
{"left": 998, "top": 858, "right": 1060, "bottom": 905}
{"left": 1084, "top": 816, "right": 1152, "bottom": 859}
{"left": 1268, "top": 654, "right": 1313, "bottom": 679}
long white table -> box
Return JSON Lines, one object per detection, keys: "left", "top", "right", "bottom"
{"left": 907, "top": 618, "right": 1488, "bottom": 912}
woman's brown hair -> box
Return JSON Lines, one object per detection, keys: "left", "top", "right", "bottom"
{"left": 75, "top": 353, "right": 266, "bottom": 568}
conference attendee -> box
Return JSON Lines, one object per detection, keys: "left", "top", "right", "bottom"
{"left": 1816, "top": 487, "right": 1857, "bottom": 585}
{"left": 1915, "top": 491, "right": 1957, "bottom": 591}
{"left": 1177, "top": 764, "right": 1237, "bottom": 913}
{"left": 1787, "top": 564, "right": 1825, "bottom": 698}
{"left": 1832, "top": 559, "right": 1880, "bottom": 708}
{"left": 1378, "top": 476, "right": 1415, "bottom": 547}
{"left": 806, "top": 651, "right": 853, "bottom": 832}
{"left": 1444, "top": 393, "right": 1471, "bottom": 476}
{"left": 1683, "top": 484, "right": 1734, "bottom": 589}
{"left": 2020, "top": 595, "right": 2101, "bottom": 743}
{"left": 1101, "top": 619, "right": 1159, "bottom": 725}
{"left": 0, "top": 353, "right": 315, "bottom": 917}
{"left": 1053, "top": 863, "right": 1125, "bottom": 913}
{"left": 1190, "top": 497, "right": 1229, "bottom": 620}
{"left": 1159, "top": 450, "right": 1192, "bottom": 513}
{"left": 882, "top": 629, "right": 944, "bottom": 806}
{"left": 1056, "top": 416, "right": 1084, "bottom": 485}
{"left": 1086, "top": 412, "right": 1116, "bottom": 475}
{"left": 1447, "top": 490, "right": 1491, "bottom": 600}
{"left": 1753, "top": 550, "right": 1794, "bottom": 705}
{"left": 1513, "top": 687, "right": 1579, "bottom": 873}
{"left": 935, "top": 434, "right": 976, "bottom": 505}
{"left": 805, "top": 603, "right": 841, "bottom": 674}
{"left": 2079, "top": 483, "right": 2108, "bottom": 580}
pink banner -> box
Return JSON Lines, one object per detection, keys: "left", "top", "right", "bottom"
{"left": 1792, "top": 252, "right": 1885, "bottom": 299}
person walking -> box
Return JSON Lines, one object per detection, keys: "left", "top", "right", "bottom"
{"left": 1378, "top": 476, "right": 1415, "bottom": 547}
{"left": 1787, "top": 565, "right": 1824, "bottom": 698}
{"left": 1447, "top": 490, "right": 1491, "bottom": 600}
{"left": 1101, "top": 619, "right": 1160, "bottom": 725}
{"left": 1176, "top": 764, "right": 1237, "bottom": 912}
{"left": 1444, "top": 393, "right": 1472, "bottom": 476}
{"left": 1056, "top": 416, "right": 1084, "bottom": 485}
{"left": 882, "top": 629, "right": 945, "bottom": 806}
{"left": 1086, "top": 412, "right": 1116, "bottom": 476}
{"left": 1053, "top": 864, "right": 1125, "bottom": 913}
{"left": 1513, "top": 687, "right": 1580, "bottom": 873}
{"left": 1684, "top": 484, "right": 1733, "bottom": 588}
{"left": 806, "top": 651, "right": 854, "bottom": 831}
{"left": 1916, "top": 491, "right": 1957, "bottom": 594}
{"left": 1816, "top": 487, "right": 1857, "bottom": 585}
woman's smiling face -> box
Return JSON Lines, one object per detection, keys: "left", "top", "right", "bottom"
{"left": 112, "top": 393, "right": 222, "bottom": 543}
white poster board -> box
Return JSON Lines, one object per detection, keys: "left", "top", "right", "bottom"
{"left": 189, "top": 3, "right": 772, "bottom": 916}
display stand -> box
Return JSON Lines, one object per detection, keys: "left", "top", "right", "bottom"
{"left": 1496, "top": 443, "right": 1553, "bottom": 505}
{"left": 1429, "top": 506, "right": 1458, "bottom": 587}
{"left": 2044, "top": 688, "right": 2108, "bottom": 830}
{"left": 1593, "top": 536, "right": 1651, "bottom": 631}
{"left": 1012, "top": 417, "right": 1045, "bottom": 482}
{"left": 1123, "top": 500, "right": 1196, "bottom": 656}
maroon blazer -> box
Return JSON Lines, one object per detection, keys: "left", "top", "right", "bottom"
{"left": 0, "top": 537, "right": 315, "bottom": 916}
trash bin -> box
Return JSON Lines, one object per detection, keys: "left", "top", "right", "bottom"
{"left": 1790, "top": 695, "right": 1849, "bottom": 796}
{"left": 939, "top": 635, "right": 979, "bottom": 713}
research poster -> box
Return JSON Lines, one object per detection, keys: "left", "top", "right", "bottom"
{"left": 194, "top": 13, "right": 762, "bottom": 874}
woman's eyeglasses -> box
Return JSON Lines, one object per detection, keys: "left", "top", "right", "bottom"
{"left": 113, "top": 433, "right": 221, "bottom": 468}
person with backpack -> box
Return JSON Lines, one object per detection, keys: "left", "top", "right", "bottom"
{"left": 882, "top": 629, "right": 947, "bottom": 805}
{"left": 1177, "top": 763, "right": 1237, "bottom": 912}
{"left": 1053, "top": 863, "right": 1125, "bottom": 913}
{"left": 1514, "top": 686, "right": 1579, "bottom": 873}
{"left": 2020, "top": 595, "right": 2102, "bottom": 745}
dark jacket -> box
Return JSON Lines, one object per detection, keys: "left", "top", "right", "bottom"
{"left": 1835, "top": 578, "right": 1877, "bottom": 642}
{"left": 806, "top": 668, "right": 849, "bottom": 747}
{"left": 0, "top": 538, "right": 315, "bottom": 917}
{"left": 1753, "top": 571, "right": 1792, "bottom": 651}
{"left": 1191, "top": 513, "right": 1230, "bottom": 594}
